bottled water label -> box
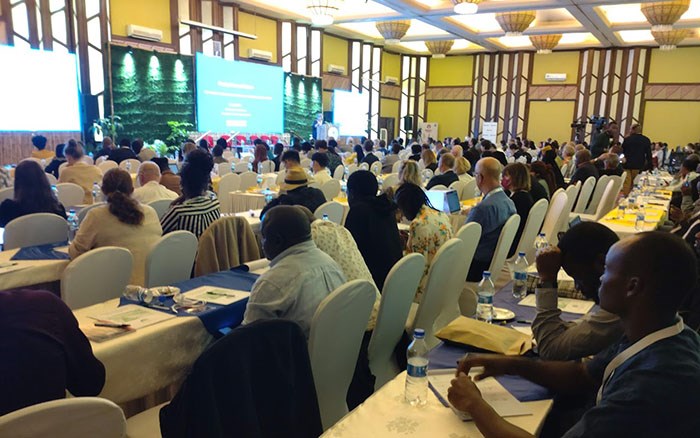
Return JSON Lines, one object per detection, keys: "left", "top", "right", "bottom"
{"left": 514, "top": 272, "right": 527, "bottom": 281}
{"left": 407, "top": 362, "right": 427, "bottom": 377}
{"left": 478, "top": 294, "right": 493, "bottom": 305}
{"left": 405, "top": 357, "right": 429, "bottom": 406}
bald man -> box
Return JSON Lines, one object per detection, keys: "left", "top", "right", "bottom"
{"left": 132, "top": 161, "right": 178, "bottom": 204}
{"left": 448, "top": 232, "right": 700, "bottom": 437}
{"left": 243, "top": 205, "right": 346, "bottom": 338}
{"left": 466, "top": 157, "right": 516, "bottom": 281}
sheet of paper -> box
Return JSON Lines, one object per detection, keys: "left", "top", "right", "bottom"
{"left": 511, "top": 325, "right": 533, "bottom": 337}
{"left": 80, "top": 324, "right": 134, "bottom": 343}
{"left": 525, "top": 264, "right": 574, "bottom": 282}
{"left": 0, "top": 262, "right": 28, "bottom": 275}
{"left": 428, "top": 369, "right": 531, "bottom": 421}
{"left": 518, "top": 294, "right": 594, "bottom": 315}
{"left": 87, "top": 304, "right": 174, "bottom": 329}
{"left": 183, "top": 286, "right": 249, "bottom": 306}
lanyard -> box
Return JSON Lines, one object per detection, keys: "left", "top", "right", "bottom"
{"left": 596, "top": 318, "right": 684, "bottom": 404}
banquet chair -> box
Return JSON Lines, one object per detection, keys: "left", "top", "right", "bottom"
{"left": 216, "top": 173, "right": 241, "bottom": 214}
{"left": 333, "top": 164, "right": 345, "bottom": 180}
{"left": 314, "top": 201, "right": 345, "bottom": 224}
{"left": 20, "top": 157, "right": 43, "bottom": 165}
{"left": 462, "top": 179, "right": 478, "bottom": 200}
{"left": 584, "top": 175, "right": 612, "bottom": 215}
{"left": 276, "top": 171, "right": 286, "bottom": 186}
{"left": 301, "top": 158, "right": 312, "bottom": 169}
{"left": 347, "top": 164, "right": 359, "bottom": 176}
{"left": 512, "top": 198, "right": 548, "bottom": 263}
{"left": 309, "top": 279, "right": 376, "bottom": 430}
{"left": 449, "top": 180, "right": 467, "bottom": 199}
{"left": 0, "top": 187, "right": 13, "bottom": 204}
{"left": 576, "top": 180, "right": 617, "bottom": 222}
{"left": 259, "top": 160, "right": 275, "bottom": 173}
{"left": 194, "top": 216, "right": 260, "bottom": 276}
{"left": 556, "top": 182, "right": 580, "bottom": 233}
{"left": 3, "top": 213, "right": 69, "bottom": 250}
{"left": 76, "top": 202, "right": 105, "bottom": 224}
{"left": 320, "top": 179, "right": 341, "bottom": 201}
{"left": 45, "top": 172, "right": 58, "bottom": 185}
{"left": 233, "top": 162, "right": 250, "bottom": 173}
{"left": 406, "top": 238, "right": 471, "bottom": 349}
{"left": 222, "top": 149, "right": 234, "bottom": 160}
{"left": 429, "top": 184, "right": 448, "bottom": 191}
{"left": 119, "top": 159, "right": 141, "bottom": 174}
{"left": 540, "top": 190, "right": 568, "bottom": 245}
{"left": 421, "top": 169, "right": 434, "bottom": 180}
{"left": 391, "top": 160, "right": 402, "bottom": 174}
{"left": 370, "top": 161, "right": 382, "bottom": 176}
{"left": 58, "top": 162, "right": 68, "bottom": 176}
{"left": 148, "top": 199, "right": 173, "bottom": 220}
{"left": 611, "top": 172, "right": 626, "bottom": 199}
{"left": 95, "top": 155, "right": 108, "bottom": 165}
{"left": 61, "top": 247, "right": 132, "bottom": 310}
{"left": 97, "top": 160, "right": 118, "bottom": 174}
{"left": 367, "top": 253, "right": 425, "bottom": 390}
{"left": 382, "top": 173, "right": 399, "bottom": 189}
{"left": 358, "top": 162, "right": 370, "bottom": 171}
{"left": 55, "top": 182, "right": 85, "bottom": 208}
{"left": 81, "top": 156, "right": 94, "bottom": 165}
{"left": 144, "top": 231, "right": 198, "bottom": 288}
{"left": 216, "top": 162, "right": 231, "bottom": 176}
{"left": 0, "top": 397, "right": 125, "bottom": 438}
{"left": 573, "top": 176, "right": 596, "bottom": 214}
{"left": 238, "top": 171, "right": 258, "bottom": 192}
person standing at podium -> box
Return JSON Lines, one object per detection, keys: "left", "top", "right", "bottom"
{"left": 312, "top": 113, "right": 324, "bottom": 140}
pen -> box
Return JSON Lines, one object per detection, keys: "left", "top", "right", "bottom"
{"left": 94, "top": 322, "right": 130, "bottom": 328}
{"left": 516, "top": 319, "right": 532, "bottom": 324}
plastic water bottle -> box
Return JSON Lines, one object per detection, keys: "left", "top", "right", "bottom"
{"left": 635, "top": 204, "right": 646, "bottom": 231}
{"left": 477, "top": 271, "right": 495, "bottom": 323}
{"left": 322, "top": 214, "right": 329, "bottom": 221}
{"left": 123, "top": 286, "right": 153, "bottom": 304}
{"left": 534, "top": 233, "right": 549, "bottom": 253}
{"left": 512, "top": 253, "right": 528, "bottom": 300}
{"left": 92, "top": 182, "right": 100, "bottom": 203}
{"left": 405, "top": 328, "right": 429, "bottom": 406}
{"left": 257, "top": 162, "right": 263, "bottom": 174}
{"left": 67, "top": 209, "right": 79, "bottom": 242}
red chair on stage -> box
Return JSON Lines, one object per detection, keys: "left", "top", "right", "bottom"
{"left": 203, "top": 135, "right": 214, "bottom": 148}
{"left": 270, "top": 135, "right": 280, "bottom": 145}
{"left": 249, "top": 135, "right": 260, "bottom": 143}
{"left": 234, "top": 135, "right": 247, "bottom": 145}
{"left": 260, "top": 135, "right": 271, "bottom": 144}
{"left": 219, "top": 134, "right": 231, "bottom": 148}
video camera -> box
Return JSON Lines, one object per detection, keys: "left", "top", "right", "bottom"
{"left": 571, "top": 115, "right": 610, "bottom": 130}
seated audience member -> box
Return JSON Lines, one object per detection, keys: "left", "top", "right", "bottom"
{"left": 311, "top": 152, "right": 332, "bottom": 186}
{"left": 243, "top": 205, "right": 346, "bottom": 338}
{"left": 132, "top": 161, "right": 178, "bottom": 204}
{"left": 271, "top": 143, "right": 285, "bottom": 171}
{"left": 530, "top": 161, "right": 556, "bottom": 198}
{"left": 569, "top": 149, "right": 599, "bottom": 186}
{"left": 316, "top": 140, "right": 342, "bottom": 172}
{"left": 198, "top": 138, "right": 210, "bottom": 152}
{"left": 108, "top": 138, "right": 138, "bottom": 164}
{"left": 408, "top": 143, "right": 422, "bottom": 161}
{"left": 300, "top": 141, "right": 313, "bottom": 159}
{"left": 426, "top": 153, "right": 459, "bottom": 190}
{"left": 181, "top": 139, "right": 197, "bottom": 160}
{"left": 281, "top": 150, "right": 301, "bottom": 169}
{"left": 481, "top": 140, "right": 508, "bottom": 167}
{"left": 352, "top": 143, "right": 365, "bottom": 164}
{"left": 30, "top": 135, "right": 54, "bottom": 160}
{"left": 382, "top": 143, "right": 402, "bottom": 173}
{"left": 58, "top": 142, "right": 103, "bottom": 205}
{"left": 560, "top": 144, "right": 577, "bottom": 180}
{"left": 345, "top": 171, "right": 403, "bottom": 290}
{"left": 252, "top": 143, "right": 269, "bottom": 172}
{"left": 383, "top": 159, "right": 422, "bottom": 201}
{"left": 361, "top": 140, "right": 379, "bottom": 166}
{"left": 449, "top": 232, "right": 700, "bottom": 438}
{"left": 130, "top": 139, "right": 144, "bottom": 160}
{"left": 529, "top": 173, "right": 549, "bottom": 202}
{"left": 70, "top": 169, "right": 161, "bottom": 286}
{"left": 212, "top": 144, "right": 227, "bottom": 165}
{"left": 93, "top": 136, "right": 114, "bottom": 160}
{"left": 533, "top": 222, "right": 623, "bottom": 360}
{"left": 668, "top": 155, "right": 700, "bottom": 193}
{"left": 422, "top": 149, "right": 438, "bottom": 173}
{"left": 261, "top": 167, "right": 327, "bottom": 218}
{"left": 44, "top": 143, "right": 66, "bottom": 178}
{"left": 160, "top": 149, "right": 220, "bottom": 238}
{"left": 0, "top": 161, "right": 66, "bottom": 227}
{"left": 502, "top": 163, "right": 534, "bottom": 256}
{"left": 466, "top": 157, "right": 517, "bottom": 281}
{"left": 451, "top": 144, "right": 464, "bottom": 159}
{"left": 599, "top": 152, "right": 624, "bottom": 177}
{"left": 454, "top": 157, "right": 473, "bottom": 182}
{"left": 153, "top": 157, "right": 181, "bottom": 196}
{"left": 0, "top": 289, "right": 105, "bottom": 416}
{"left": 395, "top": 183, "right": 453, "bottom": 301}
{"left": 542, "top": 148, "right": 566, "bottom": 189}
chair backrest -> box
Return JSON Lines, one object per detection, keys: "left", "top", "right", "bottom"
{"left": 358, "top": 162, "right": 369, "bottom": 171}
{"left": 56, "top": 182, "right": 85, "bottom": 207}
{"left": 382, "top": 173, "right": 399, "bottom": 189}
{"left": 391, "top": 160, "right": 402, "bottom": 174}
{"left": 45, "top": 172, "right": 58, "bottom": 185}
{"left": 216, "top": 173, "right": 241, "bottom": 214}
{"left": 314, "top": 201, "right": 344, "bottom": 224}
{"left": 585, "top": 175, "right": 611, "bottom": 215}
{"left": 320, "top": 179, "right": 341, "bottom": 201}
{"left": 515, "top": 198, "right": 548, "bottom": 262}
{"left": 259, "top": 160, "right": 275, "bottom": 173}
{"left": 95, "top": 155, "right": 108, "bottom": 164}
{"left": 557, "top": 182, "right": 580, "bottom": 233}
{"left": 234, "top": 162, "right": 250, "bottom": 173}
{"left": 76, "top": 202, "right": 104, "bottom": 224}
{"left": 81, "top": 156, "right": 94, "bottom": 165}
{"left": 300, "top": 158, "right": 312, "bottom": 169}
{"left": 61, "top": 247, "right": 133, "bottom": 310}
{"left": 611, "top": 172, "right": 625, "bottom": 200}
{"left": 347, "top": 164, "right": 358, "bottom": 176}
{"left": 449, "top": 180, "right": 467, "bottom": 199}
{"left": 308, "top": 279, "right": 376, "bottom": 430}
{"left": 0, "top": 187, "right": 13, "bottom": 204}
{"left": 216, "top": 162, "right": 232, "bottom": 176}
{"left": 97, "top": 160, "right": 118, "bottom": 174}
{"left": 540, "top": 190, "right": 568, "bottom": 245}
{"left": 430, "top": 184, "right": 448, "bottom": 191}
{"left": 367, "top": 253, "right": 426, "bottom": 390}
{"left": 147, "top": 199, "right": 174, "bottom": 220}
{"left": 238, "top": 171, "right": 258, "bottom": 192}
{"left": 332, "top": 164, "right": 345, "bottom": 180}
{"left": 4, "top": 213, "right": 68, "bottom": 250}
{"left": 487, "top": 214, "right": 521, "bottom": 277}
{"left": 421, "top": 168, "right": 434, "bottom": 180}
{"left": 411, "top": 238, "right": 470, "bottom": 349}
{"left": 222, "top": 149, "right": 234, "bottom": 160}
{"left": 194, "top": 216, "right": 261, "bottom": 276}
{"left": 119, "top": 159, "right": 141, "bottom": 174}
{"left": 370, "top": 161, "right": 382, "bottom": 176}
{"left": 58, "top": 162, "right": 68, "bottom": 175}
{"left": 592, "top": 180, "right": 617, "bottom": 221}
{"left": 145, "top": 231, "right": 198, "bottom": 288}
{"left": 461, "top": 179, "right": 478, "bottom": 200}
{"left": 0, "top": 397, "right": 126, "bottom": 438}
{"left": 573, "top": 176, "right": 596, "bottom": 214}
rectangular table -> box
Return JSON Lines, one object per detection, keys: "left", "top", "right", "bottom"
{"left": 0, "top": 246, "right": 69, "bottom": 290}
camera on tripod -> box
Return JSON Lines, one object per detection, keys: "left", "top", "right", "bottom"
{"left": 570, "top": 115, "right": 610, "bottom": 130}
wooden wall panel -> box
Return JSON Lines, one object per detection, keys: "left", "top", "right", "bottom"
{"left": 0, "top": 132, "right": 81, "bottom": 165}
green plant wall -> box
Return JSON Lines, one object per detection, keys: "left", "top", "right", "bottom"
{"left": 283, "top": 73, "right": 322, "bottom": 141}
{"left": 108, "top": 45, "right": 195, "bottom": 143}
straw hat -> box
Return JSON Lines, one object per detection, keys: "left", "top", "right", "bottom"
{"left": 281, "top": 166, "right": 309, "bottom": 191}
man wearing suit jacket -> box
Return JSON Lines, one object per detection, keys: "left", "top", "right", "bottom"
{"left": 426, "top": 153, "right": 459, "bottom": 190}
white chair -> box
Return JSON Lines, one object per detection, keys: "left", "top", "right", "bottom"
{"left": 320, "top": 179, "right": 341, "bottom": 201}
{"left": 430, "top": 184, "right": 448, "bottom": 191}
{"left": 367, "top": 253, "right": 426, "bottom": 390}
{"left": 119, "top": 159, "right": 141, "bottom": 174}
{"left": 540, "top": 190, "right": 568, "bottom": 245}
{"left": 513, "top": 198, "right": 548, "bottom": 263}
{"left": 610, "top": 172, "right": 626, "bottom": 200}
{"left": 421, "top": 169, "right": 434, "bottom": 180}
{"left": 0, "top": 397, "right": 126, "bottom": 438}
{"left": 144, "top": 231, "right": 198, "bottom": 288}
{"left": 222, "top": 150, "right": 235, "bottom": 160}
{"left": 77, "top": 202, "right": 104, "bottom": 224}
{"left": 216, "top": 173, "right": 241, "bottom": 214}
{"left": 0, "top": 187, "right": 13, "bottom": 204}
{"left": 573, "top": 176, "right": 596, "bottom": 214}
{"left": 391, "top": 160, "right": 402, "bottom": 174}
{"left": 584, "top": 175, "right": 611, "bottom": 215}
{"left": 233, "top": 162, "right": 250, "bottom": 173}
{"left": 55, "top": 182, "right": 85, "bottom": 207}
{"left": 276, "top": 171, "right": 286, "bottom": 186}
{"left": 556, "top": 182, "right": 580, "bottom": 233}
{"left": 45, "top": 172, "right": 58, "bottom": 185}
{"left": 314, "top": 201, "right": 344, "bottom": 224}
{"left": 382, "top": 173, "right": 399, "bottom": 189}
{"left": 333, "top": 164, "right": 345, "bottom": 180}
{"left": 347, "top": 164, "right": 359, "bottom": 176}
{"left": 300, "top": 158, "right": 312, "bottom": 169}
{"left": 259, "top": 160, "right": 275, "bottom": 173}
{"left": 3, "top": 213, "right": 69, "bottom": 250}
{"left": 95, "top": 155, "right": 108, "bottom": 165}
{"left": 61, "top": 247, "right": 132, "bottom": 310}
{"left": 358, "top": 162, "right": 369, "bottom": 171}
{"left": 81, "top": 156, "right": 94, "bottom": 165}
{"left": 148, "top": 199, "right": 173, "bottom": 220}
{"left": 577, "top": 180, "right": 617, "bottom": 222}
{"left": 216, "top": 162, "right": 232, "bottom": 176}
{"left": 58, "top": 162, "right": 68, "bottom": 176}
{"left": 462, "top": 179, "right": 478, "bottom": 200}
{"left": 309, "top": 279, "right": 376, "bottom": 430}
{"left": 238, "top": 171, "right": 258, "bottom": 192}
{"left": 20, "top": 157, "right": 43, "bottom": 165}
{"left": 97, "top": 160, "right": 118, "bottom": 174}
{"left": 370, "top": 161, "right": 382, "bottom": 176}
{"left": 449, "top": 180, "right": 467, "bottom": 199}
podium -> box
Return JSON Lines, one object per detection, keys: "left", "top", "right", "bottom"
{"left": 316, "top": 123, "right": 340, "bottom": 141}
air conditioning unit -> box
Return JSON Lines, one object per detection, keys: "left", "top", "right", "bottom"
{"left": 248, "top": 48, "right": 273, "bottom": 62}
{"left": 126, "top": 24, "right": 163, "bottom": 42}
{"left": 545, "top": 73, "right": 567, "bottom": 82}
{"left": 327, "top": 64, "right": 346, "bottom": 75}
{"left": 384, "top": 75, "right": 399, "bottom": 85}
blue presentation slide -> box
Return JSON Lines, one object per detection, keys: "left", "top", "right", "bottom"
{"left": 333, "top": 90, "right": 370, "bottom": 137}
{"left": 196, "top": 53, "right": 284, "bottom": 133}
{"left": 0, "top": 45, "right": 81, "bottom": 131}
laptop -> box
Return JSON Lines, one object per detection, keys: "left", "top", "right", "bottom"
{"left": 426, "top": 189, "right": 462, "bottom": 214}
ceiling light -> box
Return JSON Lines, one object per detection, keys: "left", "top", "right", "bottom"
{"left": 307, "top": 0, "right": 343, "bottom": 27}
{"left": 425, "top": 40, "right": 455, "bottom": 58}
{"left": 652, "top": 28, "right": 690, "bottom": 50}
{"left": 452, "top": 0, "right": 481, "bottom": 15}
{"left": 495, "top": 11, "right": 536, "bottom": 37}
{"left": 376, "top": 20, "right": 411, "bottom": 44}
{"left": 530, "top": 34, "right": 562, "bottom": 54}
{"left": 641, "top": 1, "right": 690, "bottom": 32}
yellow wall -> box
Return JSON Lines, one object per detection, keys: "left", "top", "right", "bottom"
{"left": 380, "top": 98, "right": 399, "bottom": 132}
{"left": 648, "top": 47, "right": 700, "bottom": 83}
{"left": 531, "top": 51, "right": 579, "bottom": 85}
{"left": 527, "top": 101, "right": 575, "bottom": 143}
{"left": 110, "top": 0, "right": 172, "bottom": 44}
{"left": 643, "top": 101, "right": 700, "bottom": 148}
{"left": 428, "top": 56, "right": 474, "bottom": 86}
{"left": 323, "top": 91, "right": 333, "bottom": 112}
{"left": 238, "top": 12, "right": 278, "bottom": 63}
{"left": 426, "top": 101, "right": 471, "bottom": 138}
{"left": 323, "top": 35, "right": 348, "bottom": 73}
{"left": 382, "top": 51, "right": 401, "bottom": 82}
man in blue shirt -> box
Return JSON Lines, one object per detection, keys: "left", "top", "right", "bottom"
{"left": 465, "top": 157, "right": 516, "bottom": 281}
{"left": 448, "top": 232, "right": 700, "bottom": 437}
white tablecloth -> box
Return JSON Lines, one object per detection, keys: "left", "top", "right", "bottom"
{"left": 322, "top": 371, "right": 552, "bottom": 437}
{"left": 0, "top": 247, "right": 69, "bottom": 290}
{"left": 230, "top": 192, "right": 268, "bottom": 213}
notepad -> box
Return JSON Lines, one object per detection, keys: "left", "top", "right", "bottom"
{"left": 518, "top": 294, "right": 594, "bottom": 315}
{"left": 183, "top": 286, "right": 249, "bottom": 306}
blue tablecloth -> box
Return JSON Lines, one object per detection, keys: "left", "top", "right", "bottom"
{"left": 11, "top": 242, "right": 70, "bottom": 260}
